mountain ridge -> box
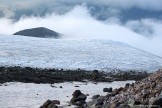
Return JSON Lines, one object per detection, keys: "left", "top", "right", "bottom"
{"left": 13, "top": 27, "right": 61, "bottom": 38}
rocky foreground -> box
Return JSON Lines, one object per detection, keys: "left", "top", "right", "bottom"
{"left": 40, "top": 69, "right": 162, "bottom": 108}
{"left": 0, "top": 66, "right": 149, "bottom": 84}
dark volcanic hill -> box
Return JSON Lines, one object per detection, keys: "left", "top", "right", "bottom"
{"left": 13, "top": 27, "right": 60, "bottom": 38}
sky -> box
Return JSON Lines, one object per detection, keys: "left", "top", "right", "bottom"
{"left": 0, "top": 0, "right": 162, "bottom": 57}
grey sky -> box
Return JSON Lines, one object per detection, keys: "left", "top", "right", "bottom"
{"left": 0, "top": 0, "right": 162, "bottom": 20}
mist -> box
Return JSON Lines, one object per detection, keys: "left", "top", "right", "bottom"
{"left": 0, "top": 5, "right": 162, "bottom": 57}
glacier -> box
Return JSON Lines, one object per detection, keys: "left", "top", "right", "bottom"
{"left": 0, "top": 34, "right": 162, "bottom": 72}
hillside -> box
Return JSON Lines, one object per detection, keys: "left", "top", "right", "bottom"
{"left": 0, "top": 34, "right": 162, "bottom": 72}
{"left": 13, "top": 27, "right": 60, "bottom": 38}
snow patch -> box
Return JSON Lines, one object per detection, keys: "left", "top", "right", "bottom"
{"left": 0, "top": 81, "right": 134, "bottom": 108}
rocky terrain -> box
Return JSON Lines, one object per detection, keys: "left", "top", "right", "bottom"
{"left": 13, "top": 27, "right": 61, "bottom": 38}
{"left": 0, "top": 66, "right": 149, "bottom": 84}
{"left": 40, "top": 69, "right": 162, "bottom": 108}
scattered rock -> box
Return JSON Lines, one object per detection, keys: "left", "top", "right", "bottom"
{"left": 88, "top": 69, "right": 162, "bottom": 108}
{"left": 40, "top": 100, "right": 51, "bottom": 108}
{"left": 40, "top": 100, "right": 60, "bottom": 108}
{"left": 86, "top": 94, "right": 89, "bottom": 96}
{"left": 103, "top": 87, "right": 112, "bottom": 92}
{"left": 47, "top": 104, "right": 58, "bottom": 108}
{"left": 38, "top": 69, "right": 162, "bottom": 108}
{"left": 70, "top": 90, "right": 87, "bottom": 106}
{"left": 51, "top": 100, "right": 60, "bottom": 105}
{"left": 92, "top": 95, "right": 100, "bottom": 100}
{"left": 72, "top": 90, "right": 82, "bottom": 98}
{"left": 74, "top": 85, "right": 79, "bottom": 87}
{"left": 134, "top": 100, "right": 141, "bottom": 105}
{"left": 50, "top": 84, "right": 57, "bottom": 88}
{"left": 125, "top": 83, "right": 130, "bottom": 88}
{"left": 95, "top": 101, "right": 104, "bottom": 107}
{"left": 93, "top": 82, "right": 98, "bottom": 84}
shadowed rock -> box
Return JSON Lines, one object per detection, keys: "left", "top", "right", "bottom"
{"left": 70, "top": 90, "right": 87, "bottom": 106}
{"left": 13, "top": 27, "right": 61, "bottom": 38}
{"left": 40, "top": 100, "right": 60, "bottom": 108}
{"left": 86, "top": 69, "right": 162, "bottom": 108}
{"left": 103, "top": 87, "right": 112, "bottom": 92}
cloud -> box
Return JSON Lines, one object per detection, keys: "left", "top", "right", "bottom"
{"left": 126, "top": 20, "right": 155, "bottom": 37}
{"left": 0, "top": 0, "right": 162, "bottom": 21}
{"left": 0, "top": 4, "right": 15, "bottom": 18}
{"left": 0, "top": 5, "right": 162, "bottom": 57}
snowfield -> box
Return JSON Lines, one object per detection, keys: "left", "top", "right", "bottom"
{"left": 0, "top": 81, "right": 134, "bottom": 108}
{"left": 0, "top": 34, "right": 162, "bottom": 72}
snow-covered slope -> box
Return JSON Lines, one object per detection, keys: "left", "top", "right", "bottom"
{"left": 0, "top": 34, "right": 162, "bottom": 72}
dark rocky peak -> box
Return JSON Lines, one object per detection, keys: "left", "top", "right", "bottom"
{"left": 13, "top": 27, "right": 61, "bottom": 38}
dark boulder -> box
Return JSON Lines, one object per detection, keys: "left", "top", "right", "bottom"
{"left": 134, "top": 100, "right": 141, "bottom": 105}
{"left": 125, "top": 83, "right": 130, "bottom": 88}
{"left": 47, "top": 104, "right": 58, "bottom": 108}
{"left": 70, "top": 90, "right": 87, "bottom": 106}
{"left": 40, "top": 100, "right": 60, "bottom": 108}
{"left": 72, "top": 90, "right": 82, "bottom": 98}
{"left": 95, "top": 100, "right": 104, "bottom": 106}
{"left": 74, "top": 85, "right": 80, "bottom": 87}
{"left": 40, "top": 100, "right": 51, "bottom": 108}
{"left": 103, "top": 87, "right": 112, "bottom": 92}
{"left": 76, "top": 94, "right": 87, "bottom": 102}
{"left": 51, "top": 100, "right": 60, "bottom": 105}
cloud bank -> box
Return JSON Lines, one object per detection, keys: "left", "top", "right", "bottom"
{"left": 0, "top": 1, "right": 162, "bottom": 57}
{"left": 0, "top": 0, "right": 162, "bottom": 20}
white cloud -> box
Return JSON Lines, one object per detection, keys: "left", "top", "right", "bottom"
{"left": 0, "top": 5, "right": 161, "bottom": 57}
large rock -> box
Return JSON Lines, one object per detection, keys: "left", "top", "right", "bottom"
{"left": 70, "top": 90, "right": 87, "bottom": 106}
{"left": 40, "top": 99, "right": 60, "bottom": 108}
{"left": 95, "top": 96, "right": 105, "bottom": 106}
{"left": 40, "top": 100, "right": 51, "bottom": 108}
{"left": 47, "top": 104, "right": 58, "bottom": 108}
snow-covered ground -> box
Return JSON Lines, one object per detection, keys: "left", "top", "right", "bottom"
{"left": 0, "top": 34, "right": 162, "bottom": 72}
{"left": 0, "top": 81, "right": 134, "bottom": 108}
